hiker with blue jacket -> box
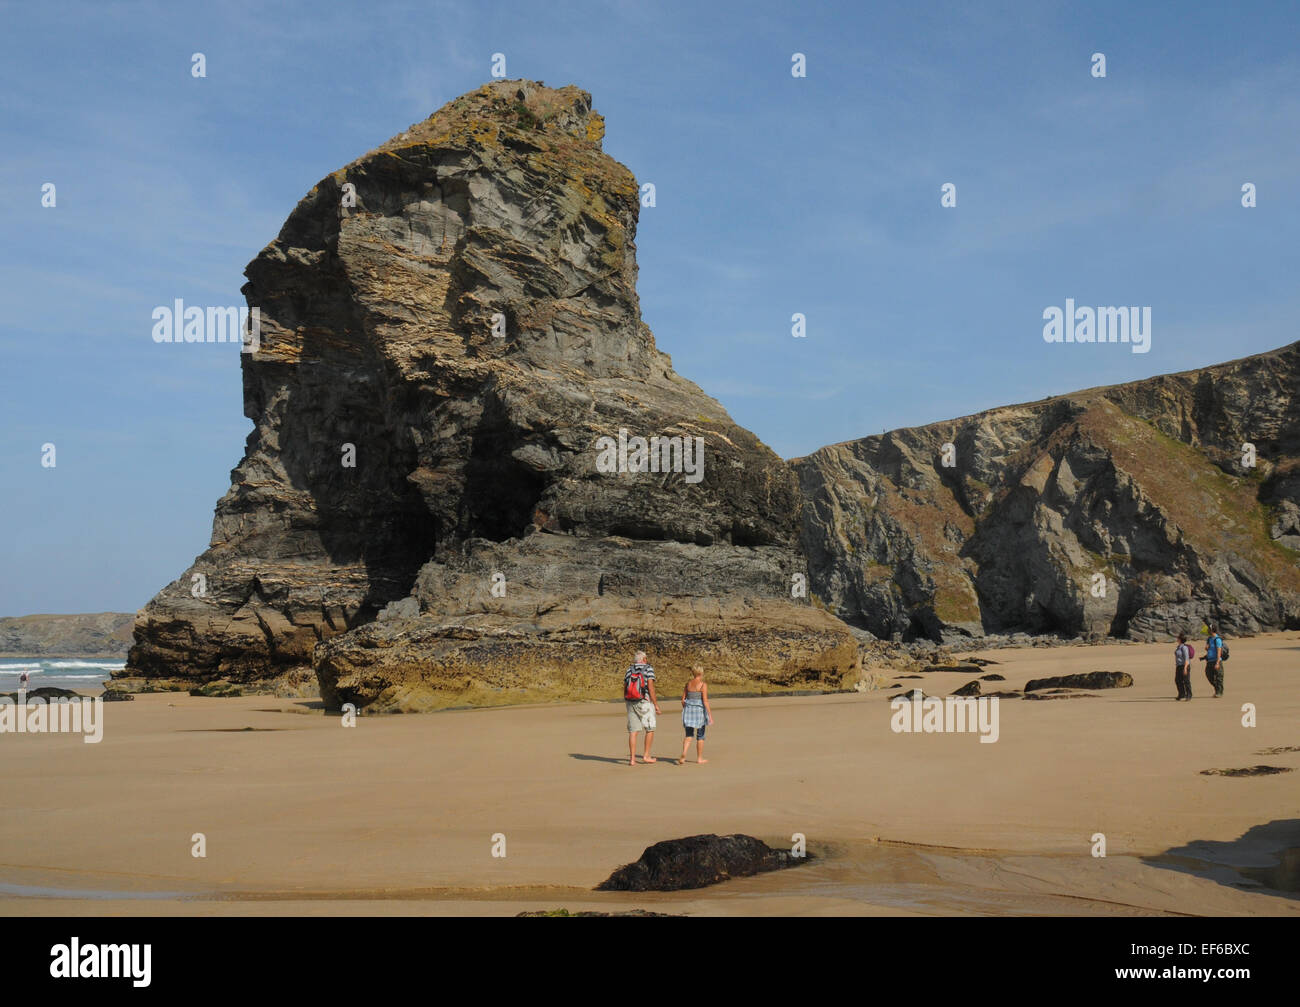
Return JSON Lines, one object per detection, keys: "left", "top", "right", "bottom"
{"left": 623, "top": 651, "right": 661, "bottom": 766}
{"left": 1202, "top": 626, "right": 1226, "bottom": 698}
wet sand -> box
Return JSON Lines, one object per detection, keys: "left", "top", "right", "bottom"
{"left": 1, "top": 635, "right": 1297, "bottom": 915}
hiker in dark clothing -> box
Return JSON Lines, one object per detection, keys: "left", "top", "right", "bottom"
{"left": 1203, "top": 626, "right": 1225, "bottom": 698}
{"left": 1174, "top": 633, "right": 1192, "bottom": 701}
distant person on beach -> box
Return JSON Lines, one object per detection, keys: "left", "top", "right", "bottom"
{"left": 17, "top": 669, "right": 29, "bottom": 691}
{"left": 1174, "top": 633, "right": 1192, "bottom": 701}
{"left": 678, "top": 664, "right": 714, "bottom": 765}
{"left": 624, "top": 651, "right": 660, "bottom": 766}
{"left": 1202, "top": 626, "right": 1225, "bottom": 698}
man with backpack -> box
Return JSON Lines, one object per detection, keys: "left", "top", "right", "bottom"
{"left": 1203, "top": 626, "right": 1226, "bottom": 698}
{"left": 1174, "top": 633, "right": 1192, "bottom": 701}
{"left": 624, "top": 650, "right": 661, "bottom": 766}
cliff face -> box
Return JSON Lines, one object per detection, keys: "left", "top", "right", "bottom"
{"left": 125, "top": 81, "right": 857, "bottom": 707}
{"left": 795, "top": 342, "right": 1300, "bottom": 642}
{"left": 125, "top": 80, "right": 1300, "bottom": 707}
{"left": 0, "top": 613, "right": 134, "bottom": 657}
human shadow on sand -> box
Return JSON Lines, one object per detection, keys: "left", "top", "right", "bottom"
{"left": 1144, "top": 818, "right": 1300, "bottom": 900}
{"left": 569, "top": 752, "right": 665, "bottom": 765}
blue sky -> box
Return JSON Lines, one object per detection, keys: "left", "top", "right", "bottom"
{"left": 2, "top": 0, "right": 1297, "bottom": 614}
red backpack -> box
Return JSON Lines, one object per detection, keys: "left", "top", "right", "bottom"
{"left": 624, "top": 668, "right": 648, "bottom": 701}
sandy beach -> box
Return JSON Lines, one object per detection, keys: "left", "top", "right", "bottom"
{"left": 1, "top": 636, "right": 1297, "bottom": 916}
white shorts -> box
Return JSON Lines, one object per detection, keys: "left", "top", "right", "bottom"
{"left": 626, "top": 699, "right": 656, "bottom": 733}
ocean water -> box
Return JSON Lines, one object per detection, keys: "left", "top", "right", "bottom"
{"left": 0, "top": 658, "right": 121, "bottom": 693}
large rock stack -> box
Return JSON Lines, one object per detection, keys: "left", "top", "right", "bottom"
{"left": 124, "top": 81, "right": 858, "bottom": 708}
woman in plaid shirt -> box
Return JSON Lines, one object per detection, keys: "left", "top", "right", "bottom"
{"left": 678, "top": 664, "right": 714, "bottom": 765}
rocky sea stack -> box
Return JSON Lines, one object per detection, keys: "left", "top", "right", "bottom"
{"left": 122, "top": 80, "right": 1300, "bottom": 709}
{"left": 123, "top": 81, "right": 858, "bottom": 710}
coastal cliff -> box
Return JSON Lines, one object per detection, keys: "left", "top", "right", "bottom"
{"left": 795, "top": 342, "right": 1300, "bottom": 641}
{"left": 123, "top": 81, "right": 1300, "bottom": 707}
{"left": 0, "top": 613, "right": 134, "bottom": 657}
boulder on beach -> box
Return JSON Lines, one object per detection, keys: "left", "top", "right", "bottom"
{"left": 1023, "top": 671, "right": 1133, "bottom": 692}
{"left": 596, "top": 834, "right": 803, "bottom": 892}
{"left": 1, "top": 686, "right": 83, "bottom": 703}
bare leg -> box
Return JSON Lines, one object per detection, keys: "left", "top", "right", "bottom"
{"left": 642, "top": 730, "right": 656, "bottom": 763}
{"left": 628, "top": 731, "right": 638, "bottom": 766}
{"left": 679, "top": 736, "right": 690, "bottom": 764}
{"left": 697, "top": 740, "right": 707, "bottom": 764}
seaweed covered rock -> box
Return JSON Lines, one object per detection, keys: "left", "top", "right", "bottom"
{"left": 1023, "top": 671, "right": 1133, "bottom": 692}
{"left": 596, "top": 834, "right": 803, "bottom": 892}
